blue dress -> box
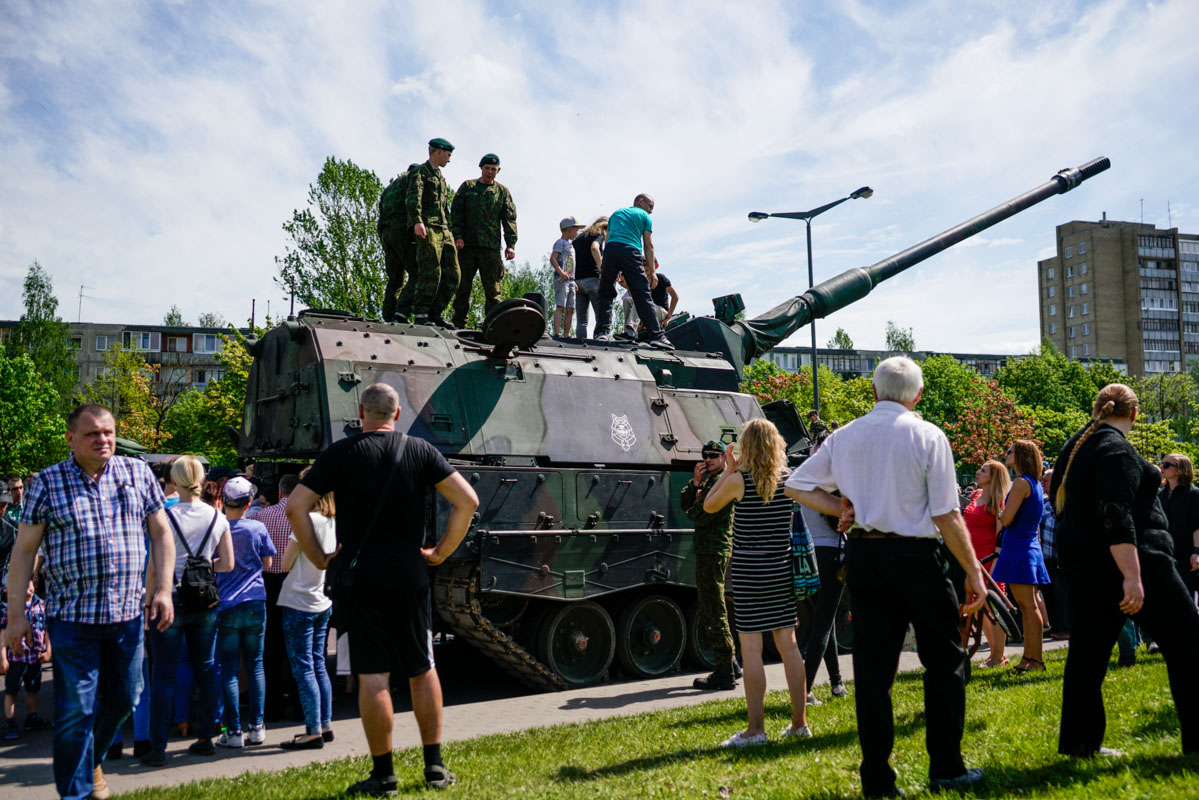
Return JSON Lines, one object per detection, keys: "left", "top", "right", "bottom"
{"left": 991, "top": 474, "right": 1051, "bottom": 585}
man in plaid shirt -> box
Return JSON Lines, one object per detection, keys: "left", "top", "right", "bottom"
{"left": 252, "top": 473, "right": 299, "bottom": 719}
{"left": 3, "top": 404, "right": 176, "bottom": 800}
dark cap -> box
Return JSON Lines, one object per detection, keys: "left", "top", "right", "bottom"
{"left": 205, "top": 465, "right": 237, "bottom": 483}
{"left": 428, "top": 137, "right": 455, "bottom": 152}
{"left": 0, "top": 488, "right": 11, "bottom": 504}
{"left": 702, "top": 440, "right": 727, "bottom": 454}
{"left": 479, "top": 153, "right": 500, "bottom": 167}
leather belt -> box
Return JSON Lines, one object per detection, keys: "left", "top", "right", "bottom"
{"left": 847, "top": 529, "right": 910, "bottom": 540}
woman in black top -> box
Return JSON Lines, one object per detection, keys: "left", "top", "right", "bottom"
{"left": 1049, "top": 383, "right": 1199, "bottom": 756}
{"left": 572, "top": 217, "right": 607, "bottom": 339}
{"left": 1158, "top": 453, "right": 1199, "bottom": 598}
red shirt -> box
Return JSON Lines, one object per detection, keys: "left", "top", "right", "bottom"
{"left": 963, "top": 489, "right": 1000, "bottom": 563}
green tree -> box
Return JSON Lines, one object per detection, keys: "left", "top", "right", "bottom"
{"left": 197, "top": 311, "right": 226, "bottom": 328}
{"left": 884, "top": 320, "right": 915, "bottom": 352}
{"left": 740, "top": 361, "right": 872, "bottom": 426}
{"left": 0, "top": 351, "right": 69, "bottom": 475}
{"left": 162, "top": 328, "right": 258, "bottom": 466}
{"left": 275, "top": 156, "right": 385, "bottom": 318}
{"left": 827, "top": 327, "right": 854, "bottom": 350}
{"left": 1027, "top": 406, "right": 1090, "bottom": 463}
{"left": 1134, "top": 372, "right": 1197, "bottom": 443}
{"left": 914, "top": 354, "right": 985, "bottom": 432}
{"left": 995, "top": 338, "right": 1095, "bottom": 414}
{"left": 79, "top": 345, "right": 189, "bottom": 453}
{"left": 7, "top": 260, "right": 77, "bottom": 410}
{"left": 1086, "top": 360, "right": 1129, "bottom": 394}
{"left": 1127, "top": 418, "right": 1178, "bottom": 464}
{"left": 164, "top": 305, "right": 187, "bottom": 326}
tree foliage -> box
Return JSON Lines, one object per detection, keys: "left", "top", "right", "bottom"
{"left": 943, "top": 380, "right": 1037, "bottom": 471}
{"left": 995, "top": 339, "right": 1097, "bottom": 413}
{"left": 827, "top": 327, "right": 854, "bottom": 350}
{"left": 7, "top": 260, "right": 77, "bottom": 411}
{"left": 79, "top": 345, "right": 190, "bottom": 453}
{"left": 914, "top": 354, "right": 985, "bottom": 433}
{"left": 1028, "top": 406, "right": 1091, "bottom": 463}
{"left": 197, "top": 312, "right": 226, "bottom": 329}
{"left": 162, "top": 328, "right": 257, "bottom": 467}
{"left": 740, "top": 361, "right": 874, "bottom": 425}
{"left": 275, "top": 156, "right": 385, "bottom": 318}
{"left": 164, "top": 305, "right": 186, "bottom": 326}
{"left": 884, "top": 320, "right": 915, "bottom": 352}
{"left": 0, "top": 351, "right": 69, "bottom": 475}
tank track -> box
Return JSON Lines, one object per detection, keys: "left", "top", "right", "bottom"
{"left": 433, "top": 561, "right": 566, "bottom": 692}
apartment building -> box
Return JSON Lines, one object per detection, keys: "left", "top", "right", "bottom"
{"left": 757, "top": 346, "right": 1124, "bottom": 380}
{"left": 1038, "top": 217, "right": 1199, "bottom": 376}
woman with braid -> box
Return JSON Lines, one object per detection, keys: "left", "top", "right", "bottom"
{"left": 1049, "top": 383, "right": 1199, "bottom": 757}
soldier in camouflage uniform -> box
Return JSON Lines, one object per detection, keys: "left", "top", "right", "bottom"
{"left": 405, "top": 137, "right": 460, "bottom": 328}
{"left": 681, "top": 440, "right": 738, "bottom": 690}
{"left": 378, "top": 163, "right": 421, "bottom": 322}
{"left": 450, "top": 154, "right": 518, "bottom": 329}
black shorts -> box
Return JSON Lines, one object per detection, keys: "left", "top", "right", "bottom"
{"left": 346, "top": 578, "right": 434, "bottom": 678}
{"left": 5, "top": 661, "right": 42, "bottom": 696}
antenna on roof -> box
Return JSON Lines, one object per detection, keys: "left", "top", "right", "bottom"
{"left": 76, "top": 285, "right": 93, "bottom": 322}
{"left": 1168, "top": 201, "right": 1173, "bottom": 229}
{"left": 250, "top": 298, "right": 256, "bottom": 330}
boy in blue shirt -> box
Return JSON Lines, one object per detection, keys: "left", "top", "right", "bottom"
{"left": 1, "top": 578, "right": 52, "bottom": 738}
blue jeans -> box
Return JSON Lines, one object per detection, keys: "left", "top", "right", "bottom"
{"left": 149, "top": 605, "right": 220, "bottom": 752}
{"left": 281, "top": 606, "right": 332, "bottom": 735}
{"left": 111, "top": 640, "right": 151, "bottom": 745}
{"left": 46, "top": 617, "right": 144, "bottom": 800}
{"left": 218, "top": 600, "right": 267, "bottom": 732}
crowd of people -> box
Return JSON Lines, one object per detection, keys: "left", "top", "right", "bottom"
{"left": 377, "top": 137, "right": 678, "bottom": 349}
{"left": 6, "top": 359, "right": 1199, "bottom": 799}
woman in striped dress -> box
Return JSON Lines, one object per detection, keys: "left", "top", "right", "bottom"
{"left": 704, "top": 418, "right": 811, "bottom": 747}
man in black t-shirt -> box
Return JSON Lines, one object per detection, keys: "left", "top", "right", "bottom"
{"left": 287, "top": 382, "right": 478, "bottom": 793}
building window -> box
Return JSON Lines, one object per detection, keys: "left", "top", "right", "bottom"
{"left": 1070, "top": 346, "right": 1077, "bottom": 358}
{"left": 96, "top": 335, "right": 112, "bottom": 351}
{"left": 1066, "top": 266, "right": 1074, "bottom": 278}
{"left": 1069, "top": 326, "right": 1076, "bottom": 339}
{"left": 1083, "top": 343, "right": 1090, "bottom": 355}
{"left": 1078, "top": 242, "right": 1087, "bottom": 255}
{"left": 1080, "top": 262, "right": 1087, "bottom": 274}
{"left": 1065, "top": 245, "right": 1074, "bottom": 258}
{"left": 1081, "top": 303, "right": 1089, "bottom": 315}
{"left": 1049, "top": 304, "right": 1056, "bottom": 316}
{"left": 1049, "top": 322, "right": 1057, "bottom": 334}
{"left": 165, "top": 336, "right": 188, "bottom": 352}
{"left": 1068, "top": 306, "right": 1075, "bottom": 318}
{"left": 1067, "top": 286, "right": 1075, "bottom": 299}
{"left": 69, "top": 336, "right": 82, "bottom": 350}
{"left": 1047, "top": 267, "right": 1055, "bottom": 280}
{"left": 193, "top": 334, "right": 222, "bottom": 354}
{"left": 123, "top": 331, "right": 161, "bottom": 351}
{"left": 1082, "top": 323, "right": 1090, "bottom": 335}
{"left": 1081, "top": 282, "right": 1088, "bottom": 295}
{"left": 1048, "top": 286, "right": 1056, "bottom": 298}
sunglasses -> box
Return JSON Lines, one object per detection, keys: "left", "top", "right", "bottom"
{"left": 1162, "top": 461, "right": 1177, "bottom": 469}
{"left": 702, "top": 452, "right": 723, "bottom": 459}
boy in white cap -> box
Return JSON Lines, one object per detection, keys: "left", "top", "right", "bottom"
{"left": 551, "top": 217, "right": 581, "bottom": 337}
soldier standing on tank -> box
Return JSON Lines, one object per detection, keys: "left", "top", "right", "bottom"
{"left": 449, "top": 154, "right": 517, "bottom": 329}
{"left": 406, "top": 138, "right": 460, "bottom": 328}
{"left": 378, "top": 163, "right": 422, "bottom": 322}
{"left": 682, "top": 440, "right": 739, "bottom": 690}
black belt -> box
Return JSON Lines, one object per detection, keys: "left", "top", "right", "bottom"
{"left": 847, "top": 529, "right": 934, "bottom": 543}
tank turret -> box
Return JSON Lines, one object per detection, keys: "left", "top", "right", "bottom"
{"left": 239, "top": 158, "right": 1109, "bottom": 690}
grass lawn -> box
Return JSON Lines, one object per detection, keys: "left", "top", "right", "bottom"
{"left": 120, "top": 649, "right": 1199, "bottom": 799}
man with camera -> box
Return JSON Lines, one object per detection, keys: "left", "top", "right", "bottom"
{"left": 286, "top": 382, "right": 478, "bottom": 794}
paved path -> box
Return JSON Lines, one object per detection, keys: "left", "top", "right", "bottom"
{"left": 0, "top": 641, "right": 1067, "bottom": 798}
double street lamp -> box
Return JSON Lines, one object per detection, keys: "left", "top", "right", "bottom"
{"left": 748, "top": 186, "right": 873, "bottom": 417}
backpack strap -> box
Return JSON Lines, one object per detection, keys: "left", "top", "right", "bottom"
{"left": 194, "top": 508, "right": 220, "bottom": 559}
{"left": 165, "top": 507, "right": 196, "bottom": 559}
{"left": 344, "top": 433, "right": 409, "bottom": 573}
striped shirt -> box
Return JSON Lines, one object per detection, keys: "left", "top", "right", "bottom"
{"left": 21, "top": 456, "right": 165, "bottom": 625}
{"left": 254, "top": 496, "right": 292, "bottom": 574}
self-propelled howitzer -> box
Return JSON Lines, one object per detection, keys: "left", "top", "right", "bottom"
{"left": 238, "top": 158, "right": 1108, "bottom": 691}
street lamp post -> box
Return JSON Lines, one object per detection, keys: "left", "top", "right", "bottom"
{"left": 748, "top": 186, "right": 872, "bottom": 416}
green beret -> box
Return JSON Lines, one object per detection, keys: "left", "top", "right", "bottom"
{"left": 479, "top": 153, "right": 500, "bottom": 167}
{"left": 702, "top": 440, "right": 727, "bottom": 453}
{"left": 428, "top": 137, "right": 455, "bottom": 152}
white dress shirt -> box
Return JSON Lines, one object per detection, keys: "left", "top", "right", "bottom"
{"left": 785, "top": 401, "right": 960, "bottom": 538}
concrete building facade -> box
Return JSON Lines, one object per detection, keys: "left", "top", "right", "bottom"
{"left": 757, "top": 346, "right": 1123, "bottom": 380}
{"left": 1038, "top": 217, "right": 1199, "bottom": 376}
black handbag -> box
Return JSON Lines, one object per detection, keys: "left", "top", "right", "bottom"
{"left": 324, "top": 433, "right": 408, "bottom": 600}
{"left": 167, "top": 507, "right": 221, "bottom": 613}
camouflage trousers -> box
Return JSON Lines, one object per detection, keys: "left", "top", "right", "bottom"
{"left": 452, "top": 246, "right": 506, "bottom": 328}
{"left": 412, "top": 228, "right": 461, "bottom": 317}
{"left": 695, "top": 549, "right": 735, "bottom": 666}
{"left": 380, "top": 225, "right": 417, "bottom": 321}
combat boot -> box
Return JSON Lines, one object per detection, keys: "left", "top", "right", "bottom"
{"left": 693, "top": 663, "right": 736, "bottom": 690}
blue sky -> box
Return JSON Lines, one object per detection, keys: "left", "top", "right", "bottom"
{"left": 1, "top": 0, "right": 1196, "bottom": 353}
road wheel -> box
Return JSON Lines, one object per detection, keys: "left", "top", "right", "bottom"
{"left": 536, "top": 601, "right": 615, "bottom": 687}
{"left": 684, "top": 600, "right": 716, "bottom": 670}
{"left": 616, "top": 595, "right": 686, "bottom": 678}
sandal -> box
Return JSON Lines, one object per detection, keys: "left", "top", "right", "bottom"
{"left": 1012, "top": 657, "right": 1045, "bottom": 673}
{"left": 976, "top": 657, "right": 1009, "bottom": 669}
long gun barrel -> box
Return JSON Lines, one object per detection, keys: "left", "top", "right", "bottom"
{"left": 730, "top": 157, "right": 1111, "bottom": 365}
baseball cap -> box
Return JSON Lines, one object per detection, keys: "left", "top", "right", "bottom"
{"left": 559, "top": 216, "right": 583, "bottom": 230}
{"left": 222, "top": 477, "right": 257, "bottom": 505}
{"left": 0, "top": 488, "right": 11, "bottom": 504}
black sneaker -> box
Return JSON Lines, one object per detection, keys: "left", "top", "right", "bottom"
{"left": 25, "top": 713, "right": 52, "bottom": 731}
{"left": 733, "top": 658, "right": 742, "bottom": 679}
{"left": 106, "top": 739, "right": 123, "bottom": 760}
{"left": 930, "top": 768, "right": 984, "bottom": 793}
{"left": 140, "top": 749, "right": 167, "bottom": 767}
{"left": 188, "top": 738, "right": 216, "bottom": 756}
{"left": 3, "top": 719, "right": 17, "bottom": 740}
{"left": 132, "top": 740, "right": 152, "bottom": 758}
{"left": 613, "top": 330, "right": 636, "bottom": 342}
{"left": 346, "top": 774, "right": 399, "bottom": 797}
{"left": 693, "top": 670, "right": 736, "bottom": 690}
{"left": 322, "top": 729, "right": 335, "bottom": 743}
{"left": 427, "top": 314, "right": 455, "bottom": 330}
{"left": 425, "top": 764, "right": 457, "bottom": 789}
{"left": 648, "top": 335, "right": 676, "bottom": 350}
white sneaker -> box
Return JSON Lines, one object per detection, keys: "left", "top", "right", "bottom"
{"left": 806, "top": 692, "right": 824, "bottom": 706}
{"left": 246, "top": 725, "right": 265, "bottom": 745}
{"left": 830, "top": 682, "right": 848, "bottom": 698}
{"left": 217, "top": 730, "right": 243, "bottom": 748}
{"left": 781, "top": 724, "right": 813, "bottom": 739}
{"left": 720, "top": 730, "right": 767, "bottom": 748}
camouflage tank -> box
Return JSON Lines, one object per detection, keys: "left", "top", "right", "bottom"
{"left": 238, "top": 158, "right": 1109, "bottom": 690}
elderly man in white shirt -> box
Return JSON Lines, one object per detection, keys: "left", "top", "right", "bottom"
{"left": 785, "top": 356, "right": 987, "bottom": 799}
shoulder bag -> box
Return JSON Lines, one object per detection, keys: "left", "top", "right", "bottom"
{"left": 323, "top": 433, "right": 408, "bottom": 601}
{"left": 790, "top": 505, "right": 821, "bottom": 601}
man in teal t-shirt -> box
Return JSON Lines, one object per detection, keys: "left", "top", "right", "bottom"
{"left": 594, "top": 194, "right": 673, "bottom": 349}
